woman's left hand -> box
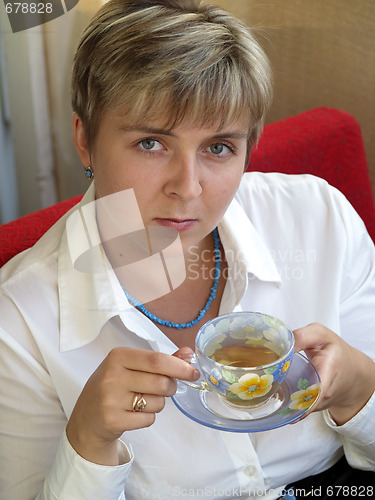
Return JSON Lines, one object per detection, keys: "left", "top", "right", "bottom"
{"left": 293, "top": 323, "right": 375, "bottom": 425}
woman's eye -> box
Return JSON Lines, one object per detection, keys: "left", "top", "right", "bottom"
{"left": 139, "top": 139, "right": 163, "bottom": 151}
{"left": 207, "top": 143, "right": 233, "bottom": 156}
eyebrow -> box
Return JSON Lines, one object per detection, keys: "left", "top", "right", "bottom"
{"left": 120, "top": 126, "right": 248, "bottom": 140}
{"left": 121, "top": 126, "right": 175, "bottom": 137}
{"left": 212, "top": 132, "right": 248, "bottom": 140}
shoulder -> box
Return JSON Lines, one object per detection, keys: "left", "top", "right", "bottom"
{"left": 236, "top": 172, "right": 356, "bottom": 221}
{"left": 0, "top": 185, "right": 95, "bottom": 287}
{"left": 238, "top": 171, "right": 338, "bottom": 200}
{"left": 0, "top": 222, "right": 62, "bottom": 284}
{"left": 234, "top": 172, "right": 370, "bottom": 251}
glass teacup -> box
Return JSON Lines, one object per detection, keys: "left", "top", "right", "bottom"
{"left": 184, "top": 311, "right": 295, "bottom": 410}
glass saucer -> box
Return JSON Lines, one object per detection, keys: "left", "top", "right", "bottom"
{"left": 172, "top": 353, "right": 321, "bottom": 432}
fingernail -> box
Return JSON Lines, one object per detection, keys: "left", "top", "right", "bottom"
{"left": 177, "top": 351, "right": 195, "bottom": 364}
{"left": 192, "top": 369, "right": 200, "bottom": 380}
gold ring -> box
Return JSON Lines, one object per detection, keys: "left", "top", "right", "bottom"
{"left": 132, "top": 393, "right": 147, "bottom": 412}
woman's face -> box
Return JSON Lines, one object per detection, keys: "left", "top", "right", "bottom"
{"left": 73, "top": 109, "right": 249, "bottom": 253}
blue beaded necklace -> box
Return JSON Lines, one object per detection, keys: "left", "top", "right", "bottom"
{"left": 122, "top": 228, "right": 221, "bottom": 330}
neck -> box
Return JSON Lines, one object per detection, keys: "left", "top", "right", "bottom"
{"left": 183, "top": 232, "right": 215, "bottom": 279}
{"left": 122, "top": 228, "right": 223, "bottom": 331}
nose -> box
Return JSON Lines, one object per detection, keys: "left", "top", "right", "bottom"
{"left": 164, "top": 153, "right": 202, "bottom": 200}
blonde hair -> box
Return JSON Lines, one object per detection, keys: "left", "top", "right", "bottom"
{"left": 71, "top": 0, "right": 272, "bottom": 156}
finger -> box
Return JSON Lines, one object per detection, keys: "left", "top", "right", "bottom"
{"left": 172, "top": 346, "right": 195, "bottom": 363}
{"left": 121, "top": 394, "right": 167, "bottom": 432}
{"left": 293, "top": 324, "right": 336, "bottom": 412}
{"left": 309, "top": 353, "right": 339, "bottom": 411}
{"left": 119, "top": 411, "right": 157, "bottom": 432}
{"left": 124, "top": 370, "right": 178, "bottom": 398}
{"left": 127, "top": 393, "right": 166, "bottom": 414}
{"left": 109, "top": 347, "right": 200, "bottom": 381}
{"left": 293, "top": 323, "right": 333, "bottom": 352}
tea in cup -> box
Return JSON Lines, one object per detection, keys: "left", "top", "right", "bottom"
{"left": 185, "top": 311, "right": 294, "bottom": 410}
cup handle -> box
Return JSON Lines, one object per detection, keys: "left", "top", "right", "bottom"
{"left": 177, "top": 353, "right": 208, "bottom": 391}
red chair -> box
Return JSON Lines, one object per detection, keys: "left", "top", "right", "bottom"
{"left": 1, "top": 107, "right": 374, "bottom": 268}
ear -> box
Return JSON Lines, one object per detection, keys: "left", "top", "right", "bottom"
{"left": 72, "top": 112, "right": 91, "bottom": 167}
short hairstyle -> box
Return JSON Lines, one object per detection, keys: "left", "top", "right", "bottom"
{"left": 71, "top": 0, "right": 272, "bottom": 157}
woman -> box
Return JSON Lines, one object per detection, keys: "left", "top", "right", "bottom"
{"left": 0, "top": 1, "right": 374, "bottom": 499}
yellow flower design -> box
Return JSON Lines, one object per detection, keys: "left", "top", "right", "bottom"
{"left": 282, "top": 361, "right": 290, "bottom": 373}
{"left": 229, "top": 373, "right": 274, "bottom": 400}
{"left": 289, "top": 384, "right": 321, "bottom": 410}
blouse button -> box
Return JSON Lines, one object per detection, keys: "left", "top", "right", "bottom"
{"left": 243, "top": 464, "right": 257, "bottom": 477}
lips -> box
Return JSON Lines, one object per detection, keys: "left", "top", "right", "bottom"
{"left": 154, "top": 218, "right": 198, "bottom": 231}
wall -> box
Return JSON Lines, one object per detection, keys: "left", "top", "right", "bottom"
{"left": 0, "top": 6, "right": 59, "bottom": 217}
{"left": 0, "top": 27, "right": 18, "bottom": 223}
{"left": 0, "top": 0, "right": 102, "bottom": 218}
{"left": 213, "top": 0, "right": 375, "bottom": 197}
{"left": 43, "top": 0, "right": 104, "bottom": 202}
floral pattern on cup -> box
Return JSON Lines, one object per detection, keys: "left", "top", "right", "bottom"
{"left": 205, "top": 367, "right": 227, "bottom": 395}
{"left": 203, "top": 357, "right": 294, "bottom": 404}
{"left": 229, "top": 373, "right": 274, "bottom": 401}
{"left": 277, "top": 377, "right": 321, "bottom": 417}
{"left": 263, "top": 351, "right": 293, "bottom": 383}
{"left": 289, "top": 383, "right": 321, "bottom": 411}
{"left": 203, "top": 333, "right": 226, "bottom": 357}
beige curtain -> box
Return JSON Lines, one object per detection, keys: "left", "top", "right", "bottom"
{"left": 214, "top": 0, "right": 375, "bottom": 196}
{"left": 1, "top": 0, "right": 105, "bottom": 217}
{"left": 43, "top": 0, "right": 105, "bottom": 201}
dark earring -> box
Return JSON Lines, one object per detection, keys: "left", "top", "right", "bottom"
{"left": 85, "top": 165, "right": 94, "bottom": 179}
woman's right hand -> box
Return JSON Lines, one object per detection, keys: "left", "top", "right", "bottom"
{"left": 66, "top": 347, "right": 199, "bottom": 466}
